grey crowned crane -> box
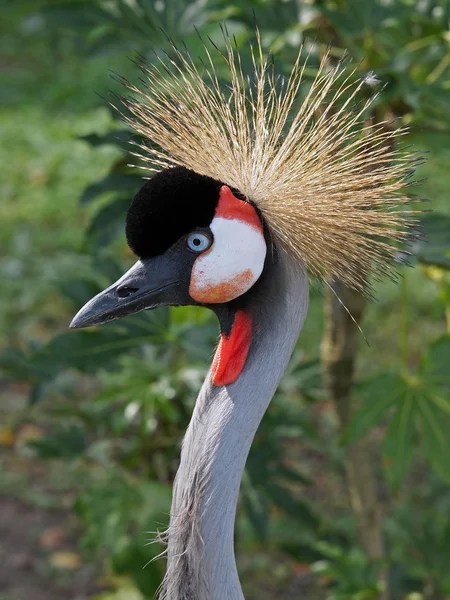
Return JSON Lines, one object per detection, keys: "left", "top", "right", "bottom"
{"left": 70, "top": 32, "right": 416, "bottom": 600}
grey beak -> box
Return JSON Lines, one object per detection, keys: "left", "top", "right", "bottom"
{"left": 70, "top": 256, "right": 182, "bottom": 329}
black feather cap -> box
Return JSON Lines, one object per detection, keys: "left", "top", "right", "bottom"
{"left": 126, "top": 166, "right": 222, "bottom": 259}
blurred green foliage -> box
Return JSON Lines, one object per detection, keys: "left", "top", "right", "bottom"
{"left": 1, "top": 0, "right": 450, "bottom": 599}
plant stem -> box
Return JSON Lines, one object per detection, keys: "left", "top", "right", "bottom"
{"left": 321, "top": 280, "right": 389, "bottom": 599}
{"left": 400, "top": 272, "right": 409, "bottom": 372}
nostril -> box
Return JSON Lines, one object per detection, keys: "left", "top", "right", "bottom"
{"left": 116, "top": 286, "right": 139, "bottom": 299}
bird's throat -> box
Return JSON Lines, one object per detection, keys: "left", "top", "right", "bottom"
{"left": 212, "top": 310, "right": 252, "bottom": 386}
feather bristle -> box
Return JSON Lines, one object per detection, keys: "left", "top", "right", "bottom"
{"left": 118, "top": 30, "right": 419, "bottom": 293}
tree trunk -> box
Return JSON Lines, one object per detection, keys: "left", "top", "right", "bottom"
{"left": 321, "top": 280, "right": 389, "bottom": 598}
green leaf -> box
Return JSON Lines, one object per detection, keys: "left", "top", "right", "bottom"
{"left": 414, "top": 213, "right": 450, "bottom": 270}
{"left": 86, "top": 196, "right": 130, "bottom": 250}
{"left": 416, "top": 395, "right": 450, "bottom": 484}
{"left": 30, "top": 382, "right": 53, "bottom": 405}
{"left": 289, "top": 358, "right": 322, "bottom": 393}
{"left": 112, "top": 539, "right": 163, "bottom": 597}
{"left": 421, "top": 335, "right": 450, "bottom": 388}
{"left": 0, "top": 347, "right": 35, "bottom": 381}
{"left": 428, "top": 392, "right": 450, "bottom": 419}
{"left": 176, "top": 320, "right": 217, "bottom": 361}
{"left": 80, "top": 173, "right": 140, "bottom": 205}
{"left": 275, "top": 464, "right": 312, "bottom": 486}
{"left": 240, "top": 472, "right": 269, "bottom": 542}
{"left": 342, "top": 374, "right": 405, "bottom": 444}
{"left": 80, "top": 130, "right": 130, "bottom": 148}
{"left": 41, "top": 329, "right": 139, "bottom": 373}
{"left": 383, "top": 393, "right": 416, "bottom": 488}
{"left": 30, "top": 423, "right": 87, "bottom": 458}
{"left": 2, "top": 310, "right": 171, "bottom": 395}
{"left": 40, "top": 2, "right": 111, "bottom": 32}
{"left": 58, "top": 278, "right": 106, "bottom": 308}
{"left": 415, "top": 335, "right": 450, "bottom": 482}
{"left": 265, "top": 482, "right": 319, "bottom": 530}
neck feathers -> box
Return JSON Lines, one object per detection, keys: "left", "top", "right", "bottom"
{"left": 157, "top": 251, "right": 309, "bottom": 600}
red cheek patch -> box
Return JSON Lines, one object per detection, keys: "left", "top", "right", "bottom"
{"left": 216, "top": 186, "right": 263, "bottom": 233}
{"left": 212, "top": 310, "right": 252, "bottom": 386}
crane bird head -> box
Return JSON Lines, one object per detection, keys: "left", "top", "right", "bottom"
{"left": 69, "top": 29, "right": 420, "bottom": 600}
{"left": 71, "top": 168, "right": 268, "bottom": 315}
{"left": 71, "top": 167, "right": 269, "bottom": 383}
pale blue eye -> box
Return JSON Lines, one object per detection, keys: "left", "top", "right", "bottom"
{"left": 187, "top": 232, "right": 212, "bottom": 252}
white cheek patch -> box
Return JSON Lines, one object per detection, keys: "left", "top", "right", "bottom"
{"left": 189, "top": 217, "right": 267, "bottom": 304}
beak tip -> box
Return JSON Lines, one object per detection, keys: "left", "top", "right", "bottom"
{"left": 69, "top": 309, "right": 90, "bottom": 330}
{"left": 69, "top": 316, "right": 82, "bottom": 329}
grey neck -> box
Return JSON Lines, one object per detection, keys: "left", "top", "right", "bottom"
{"left": 158, "top": 251, "right": 309, "bottom": 600}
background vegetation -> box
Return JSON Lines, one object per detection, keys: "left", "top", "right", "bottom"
{"left": 1, "top": 1, "right": 450, "bottom": 599}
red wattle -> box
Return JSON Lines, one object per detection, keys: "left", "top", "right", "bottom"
{"left": 212, "top": 310, "right": 252, "bottom": 386}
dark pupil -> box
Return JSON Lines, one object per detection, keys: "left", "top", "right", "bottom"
{"left": 193, "top": 238, "right": 201, "bottom": 246}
